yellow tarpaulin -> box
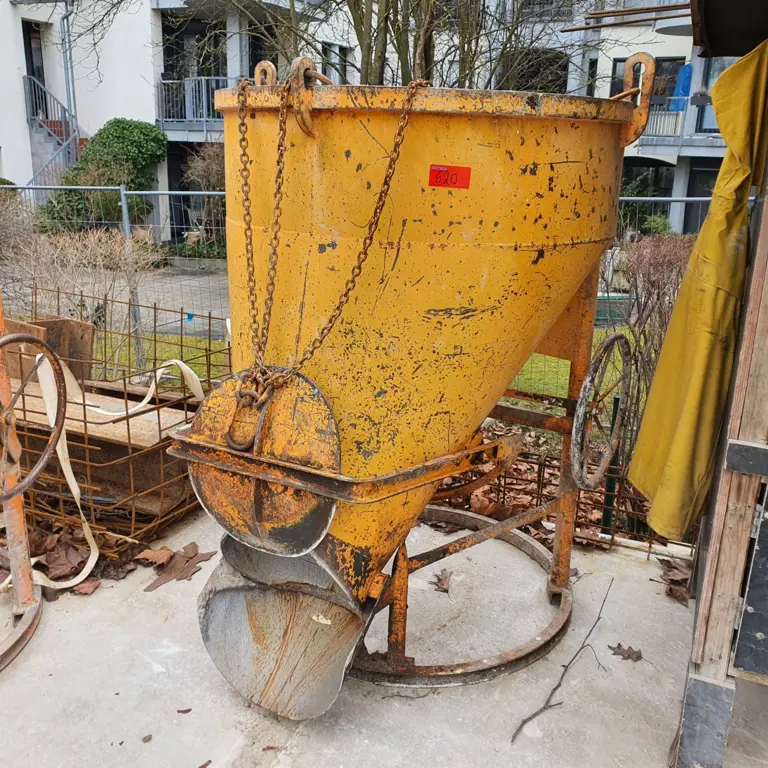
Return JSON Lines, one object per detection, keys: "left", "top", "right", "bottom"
{"left": 628, "top": 41, "right": 768, "bottom": 541}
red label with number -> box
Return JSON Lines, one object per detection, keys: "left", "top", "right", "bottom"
{"left": 429, "top": 164, "right": 471, "bottom": 189}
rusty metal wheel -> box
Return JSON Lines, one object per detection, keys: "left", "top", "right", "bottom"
{"left": 571, "top": 332, "right": 631, "bottom": 491}
{"left": 0, "top": 334, "right": 66, "bottom": 503}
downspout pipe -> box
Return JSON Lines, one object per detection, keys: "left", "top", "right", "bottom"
{"left": 60, "top": 0, "right": 79, "bottom": 164}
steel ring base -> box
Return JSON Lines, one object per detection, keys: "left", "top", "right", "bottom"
{"left": 348, "top": 505, "right": 573, "bottom": 688}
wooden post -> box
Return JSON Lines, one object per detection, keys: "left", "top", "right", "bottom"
{"left": 677, "top": 193, "right": 768, "bottom": 766}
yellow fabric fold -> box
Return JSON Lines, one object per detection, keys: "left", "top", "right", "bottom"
{"left": 628, "top": 41, "right": 768, "bottom": 540}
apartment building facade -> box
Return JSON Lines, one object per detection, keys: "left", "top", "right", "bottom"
{"left": 1, "top": 0, "right": 733, "bottom": 239}
{"left": 586, "top": 7, "right": 734, "bottom": 232}
{"left": 0, "top": 0, "right": 358, "bottom": 188}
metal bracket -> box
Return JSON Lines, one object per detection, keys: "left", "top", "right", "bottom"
{"left": 170, "top": 429, "right": 520, "bottom": 505}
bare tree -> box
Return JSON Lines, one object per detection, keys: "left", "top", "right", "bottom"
{"left": 61, "top": 0, "right": 625, "bottom": 93}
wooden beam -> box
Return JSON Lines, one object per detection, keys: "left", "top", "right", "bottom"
{"left": 562, "top": 13, "right": 690, "bottom": 33}
{"left": 693, "top": 192, "right": 768, "bottom": 674}
{"left": 585, "top": 2, "right": 690, "bottom": 19}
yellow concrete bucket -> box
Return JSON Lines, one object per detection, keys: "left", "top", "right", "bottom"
{"left": 170, "top": 54, "right": 655, "bottom": 719}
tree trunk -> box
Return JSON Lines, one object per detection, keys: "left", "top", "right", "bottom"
{"left": 396, "top": 0, "right": 413, "bottom": 84}
{"left": 372, "top": 0, "right": 390, "bottom": 85}
{"left": 360, "top": 0, "right": 374, "bottom": 83}
{"left": 413, "top": 0, "right": 433, "bottom": 80}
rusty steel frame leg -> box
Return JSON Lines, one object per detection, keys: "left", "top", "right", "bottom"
{"left": 0, "top": 294, "right": 44, "bottom": 671}
{"left": 547, "top": 267, "right": 598, "bottom": 600}
{"left": 0, "top": 470, "right": 43, "bottom": 672}
{"left": 386, "top": 544, "right": 412, "bottom": 669}
{"left": 350, "top": 505, "right": 572, "bottom": 687}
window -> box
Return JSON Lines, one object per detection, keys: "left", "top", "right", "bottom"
{"left": 322, "top": 43, "right": 353, "bottom": 85}
{"left": 585, "top": 58, "right": 598, "bottom": 98}
{"left": 610, "top": 59, "right": 626, "bottom": 97}
{"left": 651, "top": 57, "right": 686, "bottom": 103}
{"left": 697, "top": 56, "right": 739, "bottom": 132}
{"left": 684, "top": 158, "right": 722, "bottom": 233}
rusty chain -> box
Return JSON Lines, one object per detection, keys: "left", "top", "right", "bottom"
{"left": 233, "top": 75, "right": 429, "bottom": 415}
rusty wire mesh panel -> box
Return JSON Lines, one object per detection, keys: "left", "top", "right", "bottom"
{"left": 6, "top": 287, "right": 231, "bottom": 556}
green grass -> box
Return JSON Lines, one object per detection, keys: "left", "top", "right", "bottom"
{"left": 510, "top": 326, "right": 631, "bottom": 399}
{"left": 93, "top": 331, "right": 230, "bottom": 384}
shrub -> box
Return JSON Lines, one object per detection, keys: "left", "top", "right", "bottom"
{"left": 77, "top": 118, "right": 167, "bottom": 190}
{"left": 0, "top": 185, "right": 33, "bottom": 258}
{"left": 600, "top": 234, "right": 695, "bottom": 464}
{"left": 642, "top": 213, "right": 673, "bottom": 236}
{"left": 43, "top": 119, "right": 167, "bottom": 231}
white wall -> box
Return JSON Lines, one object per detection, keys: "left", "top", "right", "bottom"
{"left": 71, "top": 0, "right": 162, "bottom": 136}
{"left": 0, "top": 2, "right": 68, "bottom": 183}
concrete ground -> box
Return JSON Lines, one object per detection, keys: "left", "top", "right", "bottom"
{"left": 0, "top": 509, "right": 763, "bottom": 768}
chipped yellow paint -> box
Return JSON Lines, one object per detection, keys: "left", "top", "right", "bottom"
{"left": 215, "top": 69, "right": 650, "bottom": 601}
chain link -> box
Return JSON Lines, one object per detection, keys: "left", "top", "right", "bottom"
{"left": 234, "top": 75, "right": 429, "bottom": 411}
{"left": 236, "top": 79, "right": 263, "bottom": 383}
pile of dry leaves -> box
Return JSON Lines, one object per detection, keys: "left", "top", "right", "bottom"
{"left": 0, "top": 518, "right": 215, "bottom": 601}
{"left": 656, "top": 556, "right": 693, "bottom": 605}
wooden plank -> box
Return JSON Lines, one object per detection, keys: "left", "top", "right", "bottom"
{"left": 10, "top": 378, "right": 189, "bottom": 449}
{"left": 700, "top": 207, "right": 768, "bottom": 677}
{"left": 34, "top": 317, "right": 94, "bottom": 381}
{"left": 84, "top": 378, "right": 203, "bottom": 408}
{"left": 2, "top": 318, "right": 47, "bottom": 380}
{"left": 725, "top": 439, "right": 768, "bottom": 476}
{"left": 700, "top": 473, "right": 761, "bottom": 679}
{"left": 693, "top": 193, "right": 768, "bottom": 665}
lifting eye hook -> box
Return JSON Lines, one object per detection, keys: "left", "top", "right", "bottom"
{"left": 223, "top": 385, "right": 271, "bottom": 452}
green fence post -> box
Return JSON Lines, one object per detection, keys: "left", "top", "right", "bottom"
{"left": 601, "top": 394, "right": 621, "bottom": 530}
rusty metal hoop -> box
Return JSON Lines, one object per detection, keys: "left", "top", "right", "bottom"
{"left": 349, "top": 505, "right": 572, "bottom": 687}
{"left": 0, "top": 334, "right": 66, "bottom": 503}
{"left": 571, "top": 332, "right": 632, "bottom": 492}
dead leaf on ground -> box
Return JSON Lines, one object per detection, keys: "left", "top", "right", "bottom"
{"left": 422, "top": 520, "right": 464, "bottom": 535}
{"left": 95, "top": 544, "right": 144, "bottom": 581}
{"left": 134, "top": 546, "right": 174, "bottom": 567}
{"left": 431, "top": 568, "right": 452, "bottom": 594}
{"left": 141, "top": 734, "right": 152, "bottom": 743}
{"left": 177, "top": 708, "right": 192, "bottom": 714}
{"left": 144, "top": 542, "right": 216, "bottom": 592}
{"left": 263, "top": 746, "right": 282, "bottom": 752}
{"left": 42, "top": 586, "right": 61, "bottom": 602}
{"left": 198, "top": 761, "right": 212, "bottom": 768}
{"left": 665, "top": 583, "right": 690, "bottom": 606}
{"left": 608, "top": 643, "right": 643, "bottom": 662}
{"left": 0, "top": 568, "right": 8, "bottom": 584}
{"left": 44, "top": 542, "right": 88, "bottom": 581}
{"left": 658, "top": 557, "right": 692, "bottom": 584}
{"left": 72, "top": 579, "right": 101, "bottom": 596}
{"left": 27, "top": 528, "right": 59, "bottom": 558}
{"left": 657, "top": 557, "right": 692, "bottom": 605}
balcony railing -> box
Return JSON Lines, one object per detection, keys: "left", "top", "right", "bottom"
{"left": 520, "top": 0, "right": 573, "bottom": 22}
{"left": 641, "top": 96, "right": 723, "bottom": 141}
{"left": 156, "top": 76, "right": 239, "bottom": 131}
{"left": 644, "top": 98, "right": 687, "bottom": 137}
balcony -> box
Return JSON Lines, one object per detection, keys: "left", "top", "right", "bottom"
{"left": 638, "top": 96, "right": 727, "bottom": 158}
{"left": 520, "top": 0, "right": 573, "bottom": 22}
{"left": 156, "top": 76, "right": 239, "bottom": 137}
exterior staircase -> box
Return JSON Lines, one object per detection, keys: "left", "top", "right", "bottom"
{"left": 23, "top": 75, "right": 87, "bottom": 192}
